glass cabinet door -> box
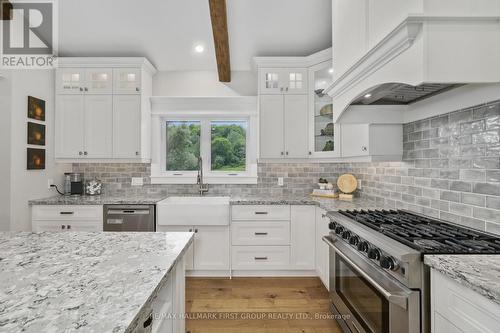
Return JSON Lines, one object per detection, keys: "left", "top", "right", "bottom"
{"left": 309, "top": 61, "right": 339, "bottom": 157}
{"left": 113, "top": 68, "right": 142, "bottom": 94}
{"left": 57, "top": 68, "right": 85, "bottom": 94}
{"left": 85, "top": 68, "right": 113, "bottom": 94}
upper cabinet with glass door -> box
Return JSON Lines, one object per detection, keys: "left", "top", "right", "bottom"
{"left": 113, "top": 68, "right": 141, "bottom": 94}
{"left": 56, "top": 68, "right": 112, "bottom": 94}
{"left": 259, "top": 68, "right": 308, "bottom": 94}
{"left": 308, "top": 60, "right": 340, "bottom": 158}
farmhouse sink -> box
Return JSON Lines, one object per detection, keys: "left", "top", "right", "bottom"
{"left": 156, "top": 196, "right": 230, "bottom": 226}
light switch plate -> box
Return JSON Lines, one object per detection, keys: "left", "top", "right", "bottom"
{"left": 131, "top": 177, "right": 143, "bottom": 186}
{"left": 278, "top": 177, "right": 284, "bottom": 186}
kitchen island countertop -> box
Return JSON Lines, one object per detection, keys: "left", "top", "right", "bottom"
{"left": 0, "top": 231, "right": 193, "bottom": 333}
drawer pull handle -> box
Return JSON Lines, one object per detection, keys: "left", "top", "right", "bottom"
{"left": 255, "top": 232, "right": 268, "bottom": 236}
{"left": 60, "top": 212, "right": 74, "bottom": 215}
{"left": 254, "top": 257, "right": 268, "bottom": 261}
{"left": 255, "top": 212, "right": 268, "bottom": 215}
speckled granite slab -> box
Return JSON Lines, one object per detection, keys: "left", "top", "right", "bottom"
{"left": 29, "top": 194, "right": 168, "bottom": 206}
{"left": 230, "top": 195, "right": 383, "bottom": 212}
{"left": 0, "top": 232, "right": 193, "bottom": 333}
{"left": 424, "top": 255, "right": 500, "bottom": 306}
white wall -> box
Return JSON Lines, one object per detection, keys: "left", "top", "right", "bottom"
{"left": 8, "top": 70, "right": 70, "bottom": 231}
{"left": 153, "top": 71, "right": 257, "bottom": 96}
{"left": 0, "top": 72, "right": 12, "bottom": 231}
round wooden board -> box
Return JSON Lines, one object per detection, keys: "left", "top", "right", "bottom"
{"left": 337, "top": 174, "right": 358, "bottom": 194}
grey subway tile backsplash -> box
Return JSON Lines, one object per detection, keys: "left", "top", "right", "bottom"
{"left": 72, "top": 100, "right": 500, "bottom": 235}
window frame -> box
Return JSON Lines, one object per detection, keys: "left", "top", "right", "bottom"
{"left": 152, "top": 113, "right": 257, "bottom": 185}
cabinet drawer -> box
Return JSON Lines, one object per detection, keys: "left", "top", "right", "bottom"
{"left": 231, "top": 246, "right": 290, "bottom": 270}
{"left": 232, "top": 222, "right": 290, "bottom": 246}
{"left": 33, "top": 220, "right": 103, "bottom": 232}
{"left": 232, "top": 205, "right": 290, "bottom": 221}
{"left": 32, "top": 205, "right": 102, "bottom": 220}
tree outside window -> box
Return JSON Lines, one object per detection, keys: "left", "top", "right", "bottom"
{"left": 211, "top": 121, "right": 247, "bottom": 172}
{"left": 166, "top": 121, "right": 200, "bottom": 171}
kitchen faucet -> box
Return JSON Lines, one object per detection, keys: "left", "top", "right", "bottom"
{"left": 197, "top": 156, "right": 209, "bottom": 196}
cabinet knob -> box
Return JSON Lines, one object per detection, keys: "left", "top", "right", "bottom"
{"left": 84, "top": 87, "right": 88, "bottom": 92}
{"left": 84, "top": 151, "right": 88, "bottom": 156}
{"left": 61, "top": 225, "right": 66, "bottom": 230}
{"left": 280, "top": 152, "right": 284, "bottom": 156}
{"left": 135, "top": 151, "right": 139, "bottom": 156}
{"left": 280, "top": 87, "right": 283, "bottom": 92}
{"left": 79, "top": 151, "right": 83, "bottom": 156}
{"left": 79, "top": 87, "right": 83, "bottom": 92}
{"left": 189, "top": 229, "right": 193, "bottom": 232}
{"left": 285, "top": 87, "right": 289, "bottom": 92}
{"left": 309, "top": 151, "right": 312, "bottom": 155}
{"left": 361, "top": 146, "right": 368, "bottom": 152}
{"left": 136, "top": 87, "right": 140, "bottom": 92}
{"left": 194, "top": 229, "right": 198, "bottom": 233}
{"left": 286, "top": 151, "right": 289, "bottom": 155}
{"left": 67, "top": 225, "right": 71, "bottom": 230}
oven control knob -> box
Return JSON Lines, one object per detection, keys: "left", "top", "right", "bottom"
{"left": 380, "top": 256, "right": 397, "bottom": 270}
{"left": 357, "top": 241, "right": 369, "bottom": 252}
{"left": 368, "top": 248, "right": 381, "bottom": 261}
{"left": 342, "top": 230, "right": 351, "bottom": 239}
{"left": 328, "top": 221, "right": 336, "bottom": 230}
{"left": 349, "top": 235, "right": 360, "bottom": 246}
{"left": 335, "top": 226, "right": 344, "bottom": 235}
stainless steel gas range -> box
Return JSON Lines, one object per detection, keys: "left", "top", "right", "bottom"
{"left": 323, "top": 209, "right": 500, "bottom": 333}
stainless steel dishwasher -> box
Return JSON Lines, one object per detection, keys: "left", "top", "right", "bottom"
{"left": 103, "top": 205, "right": 155, "bottom": 232}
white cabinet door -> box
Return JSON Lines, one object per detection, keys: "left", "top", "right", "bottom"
{"left": 113, "top": 95, "right": 141, "bottom": 158}
{"left": 259, "top": 68, "right": 283, "bottom": 94}
{"left": 341, "top": 123, "right": 370, "bottom": 157}
{"left": 194, "top": 226, "right": 229, "bottom": 271}
{"left": 284, "top": 94, "right": 309, "bottom": 158}
{"left": 56, "top": 68, "right": 85, "bottom": 94}
{"left": 85, "top": 68, "right": 113, "bottom": 94}
{"left": 55, "top": 95, "right": 85, "bottom": 158}
{"left": 156, "top": 226, "right": 195, "bottom": 270}
{"left": 315, "top": 208, "right": 330, "bottom": 290}
{"left": 113, "top": 68, "right": 141, "bottom": 94}
{"left": 84, "top": 95, "right": 113, "bottom": 158}
{"left": 69, "top": 221, "right": 103, "bottom": 232}
{"left": 260, "top": 95, "right": 284, "bottom": 158}
{"left": 282, "top": 68, "right": 308, "bottom": 94}
{"left": 290, "top": 205, "right": 316, "bottom": 270}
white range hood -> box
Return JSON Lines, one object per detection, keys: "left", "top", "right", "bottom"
{"left": 326, "top": 14, "right": 500, "bottom": 122}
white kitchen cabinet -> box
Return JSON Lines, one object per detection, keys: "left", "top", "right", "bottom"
{"left": 85, "top": 68, "right": 113, "bottom": 94}
{"left": 156, "top": 225, "right": 229, "bottom": 273}
{"left": 315, "top": 208, "right": 330, "bottom": 290}
{"left": 31, "top": 205, "right": 103, "bottom": 232}
{"left": 259, "top": 94, "right": 309, "bottom": 159}
{"left": 431, "top": 269, "right": 500, "bottom": 333}
{"left": 259, "top": 95, "right": 284, "bottom": 158}
{"left": 55, "top": 95, "right": 85, "bottom": 158}
{"left": 55, "top": 58, "right": 156, "bottom": 162}
{"left": 84, "top": 95, "right": 113, "bottom": 158}
{"left": 259, "top": 68, "right": 308, "bottom": 95}
{"left": 113, "top": 95, "right": 141, "bottom": 158}
{"left": 193, "top": 226, "right": 230, "bottom": 271}
{"left": 231, "top": 246, "right": 290, "bottom": 270}
{"left": 290, "top": 205, "right": 316, "bottom": 270}
{"left": 113, "top": 68, "right": 141, "bottom": 94}
{"left": 341, "top": 123, "right": 403, "bottom": 158}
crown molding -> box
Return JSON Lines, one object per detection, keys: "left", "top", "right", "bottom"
{"left": 55, "top": 57, "right": 157, "bottom": 75}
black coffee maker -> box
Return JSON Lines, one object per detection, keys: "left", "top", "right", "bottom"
{"left": 64, "top": 173, "right": 84, "bottom": 195}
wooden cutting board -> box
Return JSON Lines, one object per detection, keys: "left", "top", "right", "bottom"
{"left": 337, "top": 174, "right": 358, "bottom": 194}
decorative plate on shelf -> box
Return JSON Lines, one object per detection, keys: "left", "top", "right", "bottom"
{"left": 319, "top": 104, "right": 333, "bottom": 116}
{"left": 337, "top": 174, "right": 358, "bottom": 194}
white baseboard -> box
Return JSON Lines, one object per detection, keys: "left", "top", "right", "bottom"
{"left": 185, "top": 270, "right": 318, "bottom": 278}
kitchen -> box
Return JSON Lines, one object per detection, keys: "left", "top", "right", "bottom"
{"left": 1, "top": 0, "right": 500, "bottom": 332}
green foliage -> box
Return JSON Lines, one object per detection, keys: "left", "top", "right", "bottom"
{"left": 166, "top": 122, "right": 200, "bottom": 171}
{"left": 211, "top": 123, "right": 246, "bottom": 171}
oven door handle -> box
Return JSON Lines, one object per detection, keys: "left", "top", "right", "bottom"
{"left": 322, "top": 236, "right": 408, "bottom": 310}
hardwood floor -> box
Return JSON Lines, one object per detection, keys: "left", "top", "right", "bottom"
{"left": 185, "top": 277, "right": 343, "bottom": 333}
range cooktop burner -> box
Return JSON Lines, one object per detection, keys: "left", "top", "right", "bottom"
{"left": 338, "top": 209, "right": 500, "bottom": 254}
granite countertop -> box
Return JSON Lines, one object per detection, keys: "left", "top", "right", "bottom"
{"left": 29, "top": 193, "right": 383, "bottom": 212}
{"left": 230, "top": 195, "right": 383, "bottom": 211}
{"left": 29, "top": 194, "right": 168, "bottom": 206}
{"left": 0, "top": 232, "right": 194, "bottom": 333}
{"left": 424, "top": 255, "right": 500, "bottom": 306}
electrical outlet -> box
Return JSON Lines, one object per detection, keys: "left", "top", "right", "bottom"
{"left": 131, "top": 177, "right": 144, "bottom": 186}
{"left": 47, "top": 179, "right": 54, "bottom": 189}
{"left": 278, "top": 177, "right": 284, "bottom": 186}
{"left": 358, "top": 179, "right": 362, "bottom": 189}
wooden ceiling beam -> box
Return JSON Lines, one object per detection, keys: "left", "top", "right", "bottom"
{"left": 208, "top": 0, "right": 231, "bottom": 82}
{"left": 1, "top": 1, "right": 13, "bottom": 21}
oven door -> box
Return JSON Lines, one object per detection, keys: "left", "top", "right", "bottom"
{"left": 323, "top": 236, "right": 420, "bottom": 333}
